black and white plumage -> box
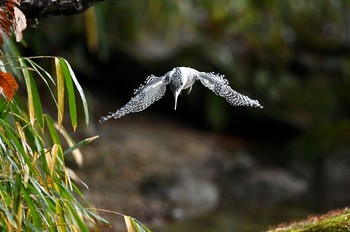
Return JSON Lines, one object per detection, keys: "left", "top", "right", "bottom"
{"left": 99, "top": 67, "right": 263, "bottom": 123}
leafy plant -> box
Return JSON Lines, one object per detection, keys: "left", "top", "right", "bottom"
{"left": 124, "top": 216, "right": 152, "bottom": 232}
{"left": 0, "top": 39, "right": 106, "bottom": 231}
{"left": 0, "top": 39, "right": 152, "bottom": 231}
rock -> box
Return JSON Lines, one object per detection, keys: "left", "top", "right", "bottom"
{"left": 323, "top": 147, "right": 350, "bottom": 206}
{"left": 166, "top": 170, "right": 219, "bottom": 220}
{"left": 220, "top": 151, "right": 309, "bottom": 203}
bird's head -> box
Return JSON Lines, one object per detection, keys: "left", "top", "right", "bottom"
{"left": 168, "top": 67, "right": 185, "bottom": 110}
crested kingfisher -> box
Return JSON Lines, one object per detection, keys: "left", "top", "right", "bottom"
{"left": 99, "top": 67, "right": 263, "bottom": 123}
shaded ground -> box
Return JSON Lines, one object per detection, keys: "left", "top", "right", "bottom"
{"left": 76, "top": 113, "right": 240, "bottom": 230}
{"left": 72, "top": 110, "right": 310, "bottom": 231}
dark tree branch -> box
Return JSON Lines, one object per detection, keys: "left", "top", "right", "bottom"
{"left": 19, "top": 0, "right": 105, "bottom": 19}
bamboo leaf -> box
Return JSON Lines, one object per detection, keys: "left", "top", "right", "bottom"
{"left": 25, "top": 58, "right": 55, "bottom": 85}
{"left": 19, "top": 58, "right": 34, "bottom": 125}
{"left": 44, "top": 115, "right": 61, "bottom": 145}
{"left": 124, "top": 216, "right": 152, "bottom": 232}
{"left": 25, "top": 58, "right": 58, "bottom": 112}
{"left": 21, "top": 187, "right": 39, "bottom": 226}
{"left": 55, "top": 58, "right": 65, "bottom": 126}
{"left": 1, "top": 121, "right": 35, "bottom": 174}
{"left": 58, "top": 58, "right": 77, "bottom": 130}
{"left": 56, "top": 199, "right": 67, "bottom": 232}
{"left": 19, "top": 58, "right": 44, "bottom": 128}
{"left": 2, "top": 38, "right": 21, "bottom": 57}
{"left": 0, "top": 52, "right": 106, "bottom": 230}
{"left": 47, "top": 144, "right": 59, "bottom": 175}
{"left": 0, "top": 201, "right": 16, "bottom": 228}
{"left": 59, "top": 58, "right": 89, "bottom": 127}
{"left": 14, "top": 174, "right": 23, "bottom": 231}
{"left": 131, "top": 218, "right": 152, "bottom": 232}
{"left": 124, "top": 216, "right": 137, "bottom": 232}
{"left": 15, "top": 122, "right": 30, "bottom": 185}
{"left": 86, "top": 210, "right": 109, "bottom": 225}
{"left": 63, "top": 135, "right": 99, "bottom": 162}
{"left": 66, "top": 202, "right": 89, "bottom": 232}
{"left": 54, "top": 122, "right": 84, "bottom": 167}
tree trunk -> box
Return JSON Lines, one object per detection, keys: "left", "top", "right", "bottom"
{"left": 19, "top": 0, "right": 104, "bottom": 19}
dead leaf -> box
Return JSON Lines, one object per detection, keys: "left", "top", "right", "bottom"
{"left": 0, "top": 70, "right": 19, "bottom": 101}
{"left": 13, "top": 5, "right": 26, "bottom": 42}
{"left": 0, "top": 0, "right": 26, "bottom": 44}
{"left": 0, "top": 7, "right": 13, "bottom": 44}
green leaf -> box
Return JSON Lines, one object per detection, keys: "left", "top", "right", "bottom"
{"left": 63, "top": 135, "right": 99, "bottom": 156}
{"left": 13, "top": 173, "right": 22, "bottom": 229}
{"left": 61, "top": 57, "right": 89, "bottom": 126}
{"left": 66, "top": 201, "right": 89, "bottom": 232}
{"left": 131, "top": 218, "right": 152, "bottom": 232}
{"left": 25, "top": 58, "right": 55, "bottom": 85}
{"left": 124, "top": 216, "right": 152, "bottom": 232}
{"left": 55, "top": 199, "right": 67, "bottom": 232}
{"left": 0, "top": 201, "right": 16, "bottom": 228}
{"left": 44, "top": 115, "right": 61, "bottom": 145}
{"left": 58, "top": 58, "right": 77, "bottom": 130}
{"left": 124, "top": 216, "right": 137, "bottom": 232}
{"left": 25, "top": 58, "right": 58, "bottom": 112}
{"left": 58, "top": 58, "right": 89, "bottom": 129}
{"left": 19, "top": 58, "right": 44, "bottom": 128}
{"left": 2, "top": 38, "right": 22, "bottom": 57}
{"left": 54, "top": 122, "right": 84, "bottom": 167}
{"left": 0, "top": 52, "right": 106, "bottom": 231}
{"left": 21, "top": 187, "right": 39, "bottom": 226}
{"left": 1, "top": 121, "right": 34, "bottom": 173}
{"left": 55, "top": 58, "right": 65, "bottom": 126}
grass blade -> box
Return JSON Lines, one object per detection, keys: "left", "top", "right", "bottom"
{"left": 63, "top": 135, "right": 99, "bottom": 156}
{"left": 124, "top": 216, "right": 152, "bottom": 232}
{"left": 131, "top": 218, "right": 152, "bottom": 232}
{"left": 55, "top": 58, "right": 65, "bottom": 126}
{"left": 43, "top": 115, "right": 61, "bottom": 145}
{"left": 58, "top": 58, "right": 77, "bottom": 130}
{"left": 21, "top": 187, "right": 39, "bottom": 227}
{"left": 124, "top": 216, "right": 137, "bottom": 232}
{"left": 59, "top": 58, "right": 89, "bottom": 127}
{"left": 54, "top": 122, "right": 85, "bottom": 167}
{"left": 19, "top": 58, "right": 44, "bottom": 128}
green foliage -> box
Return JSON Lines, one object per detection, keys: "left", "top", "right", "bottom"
{"left": 269, "top": 208, "right": 350, "bottom": 232}
{"left": 0, "top": 40, "right": 106, "bottom": 231}
{"left": 0, "top": 38, "right": 153, "bottom": 231}
{"left": 124, "top": 216, "right": 152, "bottom": 232}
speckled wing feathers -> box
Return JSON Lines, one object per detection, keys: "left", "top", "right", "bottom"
{"left": 100, "top": 67, "right": 263, "bottom": 122}
{"left": 196, "top": 72, "right": 263, "bottom": 108}
{"left": 99, "top": 75, "right": 168, "bottom": 123}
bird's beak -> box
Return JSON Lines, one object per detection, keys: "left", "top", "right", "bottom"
{"left": 173, "top": 90, "right": 180, "bottom": 110}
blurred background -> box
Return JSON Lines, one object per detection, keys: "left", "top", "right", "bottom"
{"left": 22, "top": 0, "right": 350, "bottom": 231}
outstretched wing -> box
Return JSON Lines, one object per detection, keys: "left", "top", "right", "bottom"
{"left": 99, "top": 75, "right": 168, "bottom": 123}
{"left": 196, "top": 72, "right": 263, "bottom": 108}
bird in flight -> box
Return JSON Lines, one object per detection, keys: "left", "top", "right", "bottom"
{"left": 99, "top": 67, "right": 263, "bottom": 123}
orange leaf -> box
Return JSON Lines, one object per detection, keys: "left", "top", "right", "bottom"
{"left": 0, "top": 9, "right": 13, "bottom": 44}
{"left": 0, "top": 71, "right": 19, "bottom": 101}
{"left": 0, "top": 0, "right": 26, "bottom": 44}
